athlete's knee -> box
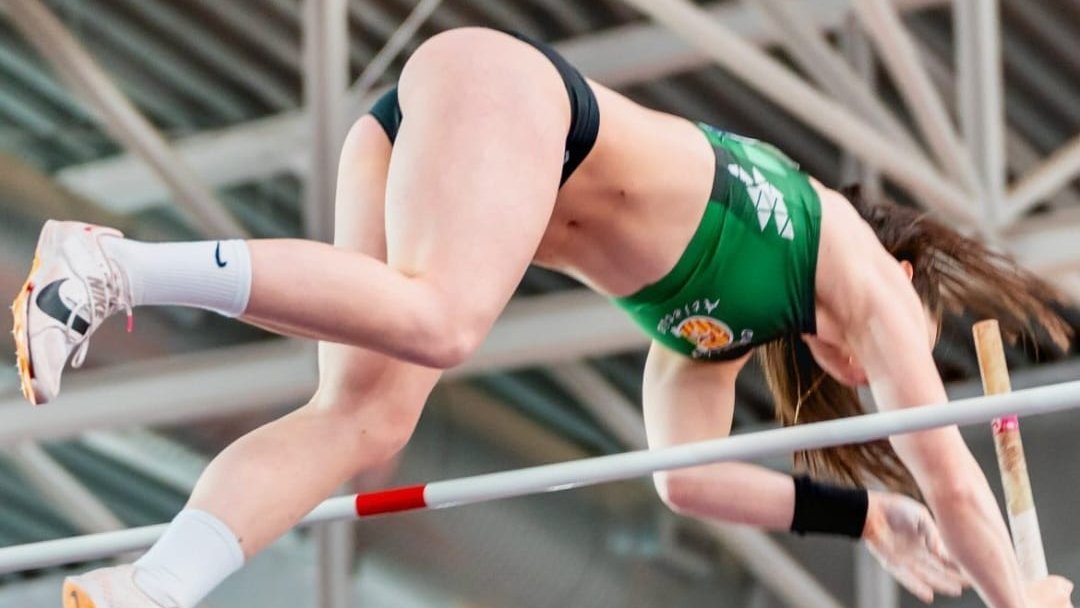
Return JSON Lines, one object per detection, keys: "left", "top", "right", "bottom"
{"left": 346, "top": 409, "right": 420, "bottom": 465}
{"left": 389, "top": 283, "right": 491, "bottom": 369}
{"left": 313, "top": 353, "right": 437, "bottom": 457}
{"left": 413, "top": 315, "right": 486, "bottom": 369}
{"left": 358, "top": 408, "right": 420, "bottom": 462}
{"left": 307, "top": 388, "right": 424, "bottom": 464}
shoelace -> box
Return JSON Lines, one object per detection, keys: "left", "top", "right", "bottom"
{"left": 67, "top": 247, "right": 134, "bottom": 369}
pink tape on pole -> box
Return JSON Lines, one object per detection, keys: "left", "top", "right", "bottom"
{"left": 992, "top": 415, "right": 1020, "bottom": 435}
{"left": 355, "top": 484, "right": 427, "bottom": 516}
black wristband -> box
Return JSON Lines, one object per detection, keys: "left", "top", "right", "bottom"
{"left": 790, "top": 475, "right": 869, "bottom": 539}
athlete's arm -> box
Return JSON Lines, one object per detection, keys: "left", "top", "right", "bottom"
{"left": 643, "top": 341, "right": 966, "bottom": 601}
{"left": 827, "top": 217, "right": 1054, "bottom": 607}
{"left": 643, "top": 343, "right": 795, "bottom": 528}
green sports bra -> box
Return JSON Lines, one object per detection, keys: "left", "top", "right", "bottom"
{"left": 611, "top": 124, "right": 822, "bottom": 361}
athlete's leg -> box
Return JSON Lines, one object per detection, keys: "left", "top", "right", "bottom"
{"left": 183, "top": 117, "right": 442, "bottom": 557}
{"left": 18, "top": 28, "right": 571, "bottom": 407}
{"left": 241, "top": 28, "right": 571, "bottom": 367}
{"left": 66, "top": 119, "right": 444, "bottom": 608}
{"left": 135, "top": 35, "right": 569, "bottom": 595}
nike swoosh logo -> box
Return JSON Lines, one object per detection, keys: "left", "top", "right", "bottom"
{"left": 214, "top": 242, "right": 228, "bottom": 268}
{"left": 36, "top": 279, "right": 89, "bottom": 335}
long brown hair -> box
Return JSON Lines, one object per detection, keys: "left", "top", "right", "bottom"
{"left": 759, "top": 185, "right": 1073, "bottom": 495}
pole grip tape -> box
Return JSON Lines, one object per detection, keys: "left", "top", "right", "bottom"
{"left": 973, "top": 319, "right": 1048, "bottom": 580}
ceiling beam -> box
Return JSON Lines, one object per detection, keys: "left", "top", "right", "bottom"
{"left": 109, "top": 0, "right": 296, "bottom": 110}
{"left": 0, "top": 29, "right": 200, "bottom": 132}
{"left": 5, "top": 0, "right": 248, "bottom": 238}
{"left": 1005, "top": 134, "right": 1080, "bottom": 223}
{"left": 615, "top": 0, "right": 974, "bottom": 224}
{"left": 302, "top": 0, "right": 349, "bottom": 242}
{"left": 1004, "top": 206, "right": 1080, "bottom": 275}
{"left": 39, "top": 0, "right": 253, "bottom": 122}
{"left": 191, "top": 0, "right": 300, "bottom": 72}
{"left": 838, "top": 18, "right": 885, "bottom": 199}
{"left": 3, "top": 275, "right": 1062, "bottom": 446}
{"left": 0, "top": 290, "right": 647, "bottom": 445}
{"left": 351, "top": 0, "right": 444, "bottom": 100}
{"left": 752, "top": 0, "right": 922, "bottom": 156}
{"left": 911, "top": 27, "right": 1080, "bottom": 214}
{"left": 55, "top": 0, "right": 946, "bottom": 214}
{"left": 952, "top": 0, "right": 1006, "bottom": 224}
{"left": 853, "top": 0, "right": 982, "bottom": 196}
{"left": 2, "top": 441, "right": 125, "bottom": 534}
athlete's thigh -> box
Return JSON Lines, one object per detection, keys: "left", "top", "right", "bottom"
{"left": 384, "top": 29, "right": 569, "bottom": 329}
{"left": 318, "top": 116, "right": 440, "bottom": 406}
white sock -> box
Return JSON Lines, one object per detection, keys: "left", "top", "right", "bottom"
{"left": 101, "top": 238, "right": 252, "bottom": 317}
{"left": 133, "top": 509, "right": 246, "bottom": 608}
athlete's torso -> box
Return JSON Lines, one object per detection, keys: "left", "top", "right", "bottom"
{"left": 532, "top": 83, "right": 719, "bottom": 298}
{"left": 373, "top": 53, "right": 846, "bottom": 360}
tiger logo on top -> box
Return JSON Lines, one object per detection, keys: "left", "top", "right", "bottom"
{"left": 676, "top": 316, "right": 734, "bottom": 354}
{"left": 658, "top": 298, "right": 754, "bottom": 359}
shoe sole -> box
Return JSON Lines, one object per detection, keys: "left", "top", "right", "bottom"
{"left": 63, "top": 579, "right": 97, "bottom": 608}
{"left": 11, "top": 251, "right": 41, "bottom": 406}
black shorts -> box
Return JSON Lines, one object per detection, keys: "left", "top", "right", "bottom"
{"left": 368, "top": 30, "right": 600, "bottom": 187}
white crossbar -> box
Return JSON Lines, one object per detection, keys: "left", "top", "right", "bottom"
{"left": 1, "top": 379, "right": 1078, "bottom": 574}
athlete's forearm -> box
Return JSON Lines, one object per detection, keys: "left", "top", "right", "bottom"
{"left": 664, "top": 462, "right": 872, "bottom": 539}
{"left": 642, "top": 347, "right": 865, "bottom": 538}
{"left": 851, "top": 276, "right": 1025, "bottom": 606}
{"left": 889, "top": 432, "right": 1024, "bottom": 606}
{"left": 871, "top": 383, "right": 1024, "bottom": 606}
{"left": 922, "top": 455, "right": 1027, "bottom": 607}
{"left": 661, "top": 462, "right": 796, "bottom": 529}
{"left": 643, "top": 347, "right": 802, "bottom": 528}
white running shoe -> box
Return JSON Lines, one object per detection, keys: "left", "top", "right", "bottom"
{"left": 63, "top": 565, "right": 171, "bottom": 608}
{"left": 11, "top": 220, "right": 132, "bottom": 405}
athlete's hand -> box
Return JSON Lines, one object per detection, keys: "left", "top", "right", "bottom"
{"left": 1025, "top": 576, "right": 1074, "bottom": 608}
{"left": 863, "top": 491, "right": 968, "bottom": 603}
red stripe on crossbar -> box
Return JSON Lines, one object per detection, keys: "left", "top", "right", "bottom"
{"left": 355, "top": 484, "right": 427, "bottom": 516}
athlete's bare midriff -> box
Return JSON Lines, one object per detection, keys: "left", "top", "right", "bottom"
{"left": 532, "top": 80, "right": 862, "bottom": 354}
{"left": 532, "top": 82, "right": 717, "bottom": 297}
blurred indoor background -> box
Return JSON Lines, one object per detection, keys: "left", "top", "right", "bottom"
{"left": 0, "top": 0, "right": 1078, "bottom": 606}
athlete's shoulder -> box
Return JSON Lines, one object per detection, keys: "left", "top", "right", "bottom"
{"left": 815, "top": 182, "right": 884, "bottom": 253}
{"left": 813, "top": 182, "right": 905, "bottom": 324}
